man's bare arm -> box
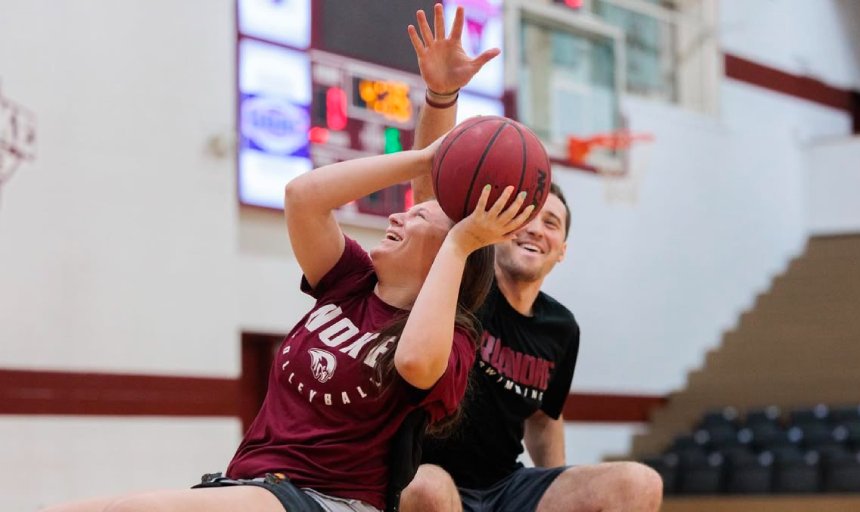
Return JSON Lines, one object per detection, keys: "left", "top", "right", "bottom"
{"left": 524, "top": 409, "right": 567, "bottom": 467}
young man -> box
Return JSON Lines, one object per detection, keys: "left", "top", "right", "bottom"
{"left": 401, "top": 5, "right": 663, "bottom": 511}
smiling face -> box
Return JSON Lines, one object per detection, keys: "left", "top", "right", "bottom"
{"left": 369, "top": 200, "right": 454, "bottom": 284}
{"left": 494, "top": 192, "right": 568, "bottom": 284}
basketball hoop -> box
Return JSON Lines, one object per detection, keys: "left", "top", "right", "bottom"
{"left": 566, "top": 131, "right": 654, "bottom": 205}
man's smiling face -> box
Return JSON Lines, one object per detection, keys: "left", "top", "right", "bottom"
{"left": 494, "top": 193, "right": 568, "bottom": 283}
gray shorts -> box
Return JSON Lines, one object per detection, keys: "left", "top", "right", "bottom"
{"left": 192, "top": 472, "right": 380, "bottom": 512}
{"left": 303, "top": 487, "right": 381, "bottom": 512}
{"left": 458, "top": 466, "right": 567, "bottom": 512}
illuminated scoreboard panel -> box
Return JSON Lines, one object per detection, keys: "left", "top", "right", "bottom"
{"left": 238, "top": 39, "right": 312, "bottom": 209}
{"left": 308, "top": 51, "right": 424, "bottom": 217}
{"left": 236, "top": 0, "right": 505, "bottom": 220}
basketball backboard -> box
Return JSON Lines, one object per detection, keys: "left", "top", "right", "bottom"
{"left": 504, "top": 0, "right": 626, "bottom": 169}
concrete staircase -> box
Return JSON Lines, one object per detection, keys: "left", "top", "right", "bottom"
{"left": 632, "top": 235, "right": 860, "bottom": 458}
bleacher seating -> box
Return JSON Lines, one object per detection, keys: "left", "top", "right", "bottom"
{"left": 642, "top": 403, "right": 860, "bottom": 495}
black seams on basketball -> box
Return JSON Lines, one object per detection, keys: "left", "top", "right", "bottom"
{"left": 431, "top": 116, "right": 551, "bottom": 223}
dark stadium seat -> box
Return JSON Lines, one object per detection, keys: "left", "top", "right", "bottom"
{"left": 833, "top": 422, "right": 860, "bottom": 451}
{"left": 695, "top": 424, "right": 740, "bottom": 450}
{"left": 746, "top": 406, "right": 782, "bottom": 427}
{"left": 788, "top": 405, "right": 836, "bottom": 450}
{"left": 789, "top": 423, "right": 835, "bottom": 449}
{"left": 642, "top": 453, "right": 679, "bottom": 495}
{"left": 641, "top": 403, "right": 860, "bottom": 497}
{"left": 722, "top": 447, "right": 772, "bottom": 494}
{"left": 677, "top": 452, "right": 724, "bottom": 494}
{"left": 822, "top": 450, "right": 860, "bottom": 492}
{"left": 789, "top": 404, "right": 830, "bottom": 426}
{"left": 771, "top": 448, "right": 821, "bottom": 493}
{"left": 831, "top": 406, "right": 860, "bottom": 451}
{"left": 668, "top": 433, "right": 708, "bottom": 461}
{"left": 696, "top": 408, "right": 741, "bottom": 450}
{"left": 830, "top": 405, "right": 860, "bottom": 424}
{"left": 741, "top": 406, "right": 789, "bottom": 451}
{"left": 737, "top": 424, "right": 793, "bottom": 452}
{"left": 701, "top": 407, "right": 740, "bottom": 427}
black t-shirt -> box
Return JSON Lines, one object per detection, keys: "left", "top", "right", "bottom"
{"left": 421, "top": 281, "right": 580, "bottom": 489}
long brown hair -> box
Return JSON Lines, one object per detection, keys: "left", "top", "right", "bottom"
{"left": 372, "top": 244, "right": 496, "bottom": 433}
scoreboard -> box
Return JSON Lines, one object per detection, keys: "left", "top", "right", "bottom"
{"left": 237, "top": 0, "right": 504, "bottom": 223}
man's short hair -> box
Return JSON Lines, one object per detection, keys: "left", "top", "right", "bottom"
{"left": 549, "top": 182, "right": 571, "bottom": 240}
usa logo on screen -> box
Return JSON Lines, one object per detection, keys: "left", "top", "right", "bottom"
{"left": 241, "top": 95, "right": 309, "bottom": 156}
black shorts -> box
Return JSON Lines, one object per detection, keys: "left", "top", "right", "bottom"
{"left": 192, "top": 472, "right": 324, "bottom": 512}
{"left": 458, "top": 466, "right": 566, "bottom": 512}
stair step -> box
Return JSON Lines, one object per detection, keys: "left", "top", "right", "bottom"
{"left": 804, "top": 237, "right": 860, "bottom": 258}
{"left": 631, "top": 236, "right": 860, "bottom": 460}
{"left": 703, "top": 338, "right": 855, "bottom": 367}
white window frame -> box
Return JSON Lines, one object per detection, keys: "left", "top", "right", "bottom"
{"left": 504, "top": 0, "right": 627, "bottom": 160}
{"left": 586, "top": 0, "right": 720, "bottom": 114}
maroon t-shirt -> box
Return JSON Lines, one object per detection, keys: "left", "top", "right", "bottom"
{"left": 227, "top": 236, "right": 474, "bottom": 509}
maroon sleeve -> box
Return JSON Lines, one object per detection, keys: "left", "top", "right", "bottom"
{"left": 300, "top": 236, "right": 375, "bottom": 300}
{"left": 419, "top": 328, "right": 477, "bottom": 424}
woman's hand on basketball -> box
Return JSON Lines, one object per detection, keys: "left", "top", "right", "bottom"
{"left": 449, "top": 185, "right": 535, "bottom": 254}
{"left": 408, "top": 3, "right": 500, "bottom": 94}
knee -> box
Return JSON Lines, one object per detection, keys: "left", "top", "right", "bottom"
{"left": 400, "top": 464, "right": 459, "bottom": 512}
{"left": 612, "top": 462, "right": 663, "bottom": 510}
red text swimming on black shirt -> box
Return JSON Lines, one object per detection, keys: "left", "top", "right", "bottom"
{"left": 478, "top": 331, "right": 555, "bottom": 402}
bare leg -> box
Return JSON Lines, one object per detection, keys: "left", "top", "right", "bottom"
{"left": 40, "top": 486, "right": 285, "bottom": 512}
{"left": 41, "top": 496, "right": 116, "bottom": 512}
{"left": 536, "top": 462, "right": 662, "bottom": 512}
{"left": 400, "top": 464, "right": 462, "bottom": 512}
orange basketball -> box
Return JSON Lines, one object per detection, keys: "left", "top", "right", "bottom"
{"left": 431, "top": 116, "right": 551, "bottom": 223}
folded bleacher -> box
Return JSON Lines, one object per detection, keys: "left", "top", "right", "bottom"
{"left": 642, "top": 403, "right": 860, "bottom": 495}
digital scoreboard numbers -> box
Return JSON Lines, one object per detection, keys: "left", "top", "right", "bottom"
{"left": 308, "top": 52, "right": 425, "bottom": 218}
{"left": 354, "top": 77, "right": 413, "bottom": 125}
{"left": 237, "top": 0, "right": 506, "bottom": 220}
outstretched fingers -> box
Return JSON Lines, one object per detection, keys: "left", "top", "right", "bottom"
{"left": 486, "top": 186, "right": 516, "bottom": 217}
{"left": 473, "top": 47, "right": 501, "bottom": 68}
{"left": 416, "top": 9, "right": 434, "bottom": 46}
{"left": 506, "top": 202, "right": 536, "bottom": 234}
{"left": 500, "top": 191, "right": 528, "bottom": 223}
{"left": 484, "top": 187, "right": 535, "bottom": 237}
{"left": 474, "top": 184, "right": 492, "bottom": 213}
{"left": 480, "top": 186, "right": 534, "bottom": 229}
{"left": 434, "top": 3, "right": 446, "bottom": 41}
{"left": 407, "top": 24, "right": 425, "bottom": 54}
{"left": 454, "top": 186, "right": 535, "bottom": 252}
{"left": 449, "top": 5, "right": 464, "bottom": 41}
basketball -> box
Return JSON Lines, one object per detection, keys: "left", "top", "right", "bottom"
{"left": 431, "top": 116, "right": 551, "bottom": 223}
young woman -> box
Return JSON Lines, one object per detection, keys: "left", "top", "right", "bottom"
{"left": 42, "top": 135, "right": 534, "bottom": 512}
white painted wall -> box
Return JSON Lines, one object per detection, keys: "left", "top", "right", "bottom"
{"left": 0, "top": 1, "right": 242, "bottom": 509}
{"left": 807, "top": 137, "right": 860, "bottom": 235}
{"left": 547, "top": 81, "right": 851, "bottom": 396}
{"left": 0, "top": 0, "right": 858, "bottom": 509}
{"left": 721, "top": 0, "right": 860, "bottom": 89}
{"left": 0, "top": 0, "right": 239, "bottom": 376}
{"left": 0, "top": 417, "right": 241, "bottom": 512}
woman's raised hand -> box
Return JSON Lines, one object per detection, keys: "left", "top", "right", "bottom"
{"left": 448, "top": 185, "right": 535, "bottom": 254}
{"left": 407, "top": 3, "right": 500, "bottom": 95}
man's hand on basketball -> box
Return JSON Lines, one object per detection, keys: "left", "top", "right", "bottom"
{"left": 408, "top": 3, "right": 500, "bottom": 94}
{"left": 449, "top": 186, "right": 535, "bottom": 254}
